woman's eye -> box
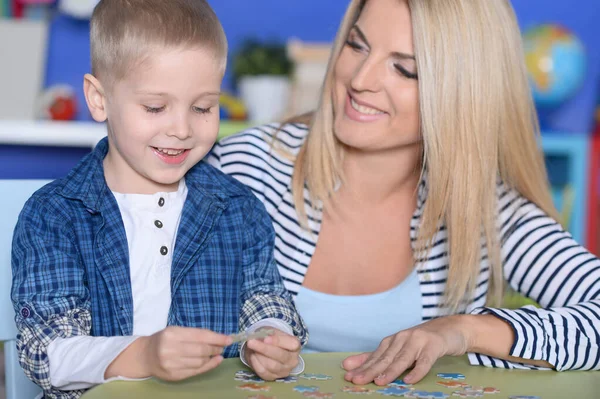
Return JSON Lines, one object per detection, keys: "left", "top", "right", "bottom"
{"left": 394, "top": 64, "right": 418, "bottom": 80}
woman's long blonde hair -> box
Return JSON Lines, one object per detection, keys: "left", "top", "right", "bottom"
{"left": 287, "top": 0, "right": 558, "bottom": 308}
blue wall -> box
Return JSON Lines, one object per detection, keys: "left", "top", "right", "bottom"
{"left": 44, "top": 0, "right": 599, "bottom": 132}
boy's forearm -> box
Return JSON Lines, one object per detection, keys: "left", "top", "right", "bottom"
{"left": 104, "top": 336, "right": 151, "bottom": 379}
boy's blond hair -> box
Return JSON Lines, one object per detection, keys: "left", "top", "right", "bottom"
{"left": 90, "top": 0, "right": 227, "bottom": 85}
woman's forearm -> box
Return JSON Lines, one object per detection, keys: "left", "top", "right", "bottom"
{"left": 463, "top": 314, "right": 554, "bottom": 369}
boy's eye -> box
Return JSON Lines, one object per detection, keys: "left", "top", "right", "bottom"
{"left": 144, "top": 105, "right": 165, "bottom": 113}
{"left": 193, "top": 106, "right": 212, "bottom": 114}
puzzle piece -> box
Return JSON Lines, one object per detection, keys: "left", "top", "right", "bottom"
{"left": 302, "top": 392, "right": 335, "bottom": 398}
{"left": 300, "top": 373, "right": 333, "bottom": 380}
{"left": 236, "top": 370, "right": 256, "bottom": 377}
{"left": 235, "top": 375, "right": 265, "bottom": 383}
{"left": 376, "top": 386, "right": 413, "bottom": 397}
{"left": 341, "top": 385, "right": 376, "bottom": 394}
{"left": 234, "top": 370, "right": 265, "bottom": 383}
{"left": 437, "top": 373, "right": 466, "bottom": 381}
{"left": 437, "top": 381, "right": 470, "bottom": 389}
{"left": 237, "top": 383, "right": 270, "bottom": 392}
{"left": 387, "top": 378, "right": 412, "bottom": 388}
{"left": 467, "top": 386, "right": 500, "bottom": 394}
{"left": 405, "top": 390, "right": 450, "bottom": 399}
{"left": 274, "top": 375, "right": 298, "bottom": 383}
{"left": 230, "top": 329, "right": 274, "bottom": 344}
{"left": 293, "top": 385, "right": 320, "bottom": 393}
{"left": 508, "top": 397, "right": 541, "bottom": 399}
{"left": 452, "top": 390, "right": 483, "bottom": 398}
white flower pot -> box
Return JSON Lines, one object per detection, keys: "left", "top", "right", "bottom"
{"left": 238, "top": 76, "right": 291, "bottom": 124}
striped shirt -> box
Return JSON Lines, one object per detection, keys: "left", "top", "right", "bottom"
{"left": 206, "top": 123, "right": 600, "bottom": 371}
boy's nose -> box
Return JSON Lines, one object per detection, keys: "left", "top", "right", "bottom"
{"left": 168, "top": 115, "right": 193, "bottom": 139}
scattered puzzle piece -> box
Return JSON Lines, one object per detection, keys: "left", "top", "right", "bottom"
{"left": 467, "top": 386, "right": 500, "bottom": 394}
{"left": 293, "top": 385, "right": 320, "bottom": 393}
{"left": 387, "top": 378, "right": 412, "bottom": 388}
{"left": 377, "top": 386, "right": 413, "bottom": 397}
{"left": 341, "top": 385, "right": 376, "bottom": 394}
{"left": 274, "top": 375, "right": 298, "bottom": 383}
{"left": 437, "top": 373, "right": 466, "bottom": 381}
{"left": 235, "top": 375, "right": 265, "bottom": 383}
{"left": 405, "top": 390, "right": 450, "bottom": 399}
{"left": 452, "top": 390, "right": 483, "bottom": 398}
{"left": 437, "top": 381, "right": 470, "bottom": 389}
{"left": 234, "top": 370, "right": 265, "bottom": 383}
{"left": 300, "top": 373, "right": 333, "bottom": 381}
{"left": 236, "top": 370, "right": 256, "bottom": 377}
{"left": 302, "top": 392, "right": 335, "bottom": 398}
{"left": 237, "top": 383, "right": 270, "bottom": 392}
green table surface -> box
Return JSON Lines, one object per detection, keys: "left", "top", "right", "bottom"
{"left": 81, "top": 352, "right": 599, "bottom": 399}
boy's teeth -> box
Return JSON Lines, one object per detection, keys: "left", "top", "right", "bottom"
{"left": 156, "top": 148, "right": 184, "bottom": 156}
{"left": 350, "top": 98, "right": 384, "bottom": 115}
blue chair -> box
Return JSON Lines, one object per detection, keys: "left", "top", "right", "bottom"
{"left": 1, "top": 180, "right": 50, "bottom": 399}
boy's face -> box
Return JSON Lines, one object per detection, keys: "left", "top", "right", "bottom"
{"left": 85, "top": 46, "right": 224, "bottom": 194}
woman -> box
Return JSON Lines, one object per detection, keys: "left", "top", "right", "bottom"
{"left": 208, "top": 0, "right": 599, "bottom": 386}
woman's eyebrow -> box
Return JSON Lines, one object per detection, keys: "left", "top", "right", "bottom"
{"left": 353, "top": 24, "right": 415, "bottom": 60}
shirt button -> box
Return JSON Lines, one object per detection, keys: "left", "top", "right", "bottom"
{"left": 154, "top": 220, "right": 163, "bottom": 228}
{"left": 160, "top": 246, "right": 168, "bottom": 256}
{"left": 20, "top": 307, "right": 31, "bottom": 318}
{"left": 158, "top": 197, "right": 165, "bottom": 207}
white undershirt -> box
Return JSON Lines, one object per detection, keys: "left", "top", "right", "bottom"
{"left": 47, "top": 180, "right": 187, "bottom": 389}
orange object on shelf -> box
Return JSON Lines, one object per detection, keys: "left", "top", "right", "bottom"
{"left": 586, "top": 130, "right": 600, "bottom": 255}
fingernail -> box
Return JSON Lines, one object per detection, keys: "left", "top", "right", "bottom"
{"left": 376, "top": 374, "right": 386, "bottom": 380}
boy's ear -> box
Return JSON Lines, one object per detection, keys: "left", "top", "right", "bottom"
{"left": 83, "top": 74, "right": 107, "bottom": 122}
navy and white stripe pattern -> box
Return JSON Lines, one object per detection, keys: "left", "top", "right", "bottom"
{"left": 206, "top": 123, "right": 600, "bottom": 371}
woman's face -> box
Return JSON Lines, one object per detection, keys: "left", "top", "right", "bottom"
{"left": 333, "top": 0, "right": 420, "bottom": 152}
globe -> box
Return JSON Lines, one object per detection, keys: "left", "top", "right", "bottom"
{"left": 523, "top": 24, "right": 586, "bottom": 108}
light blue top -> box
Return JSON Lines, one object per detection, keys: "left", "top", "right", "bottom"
{"left": 295, "top": 269, "right": 423, "bottom": 353}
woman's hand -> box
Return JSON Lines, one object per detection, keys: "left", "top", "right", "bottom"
{"left": 244, "top": 328, "right": 302, "bottom": 380}
{"left": 342, "top": 315, "right": 473, "bottom": 385}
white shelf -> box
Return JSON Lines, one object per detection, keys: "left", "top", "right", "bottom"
{"left": 0, "top": 120, "right": 106, "bottom": 148}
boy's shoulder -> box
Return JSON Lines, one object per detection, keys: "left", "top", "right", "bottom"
{"left": 22, "top": 146, "right": 105, "bottom": 216}
{"left": 188, "top": 160, "right": 256, "bottom": 201}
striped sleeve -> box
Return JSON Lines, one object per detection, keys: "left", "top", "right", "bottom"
{"left": 468, "top": 185, "right": 600, "bottom": 371}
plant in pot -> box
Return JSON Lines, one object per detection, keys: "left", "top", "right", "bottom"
{"left": 233, "top": 39, "right": 293, "bottom": 123}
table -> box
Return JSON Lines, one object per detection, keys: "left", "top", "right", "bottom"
{"left": 81, "top": 352, "right": 599, "bottom": 399}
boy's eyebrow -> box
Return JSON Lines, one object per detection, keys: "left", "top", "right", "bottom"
{"left": 352, "top": 24, "right": 416, "bottom": 60}
{"left": 134, "top": 91, "right": 221, "bottom": 97}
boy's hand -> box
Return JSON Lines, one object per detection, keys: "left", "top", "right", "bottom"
{"left": 244, "top": 328, "right": 301, "bottom": 380}
{"left": 141, "top": 326, "right": 232, "bottom": 381}
{"left": 106, "top": 326, "right": 231, "bottom": 381}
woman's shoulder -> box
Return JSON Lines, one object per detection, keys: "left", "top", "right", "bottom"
{"left": 206, "top": 122, "right": 309, "bottom": 205}
{"left": 215, "top": 122, "right": 309, "bottom": 158}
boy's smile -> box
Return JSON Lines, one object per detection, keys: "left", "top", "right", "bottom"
{"left": 84, "top": 46, "right": 225, "bottom": 194}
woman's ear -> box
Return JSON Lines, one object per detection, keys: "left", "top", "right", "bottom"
{"left": 83, "top": 74, "right": 107, "bottom": 122}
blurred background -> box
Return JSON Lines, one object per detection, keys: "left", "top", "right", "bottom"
{"left": 0, "top": 0, "right": 600, "bottom": 396}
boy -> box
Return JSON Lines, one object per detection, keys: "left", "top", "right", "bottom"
{"left": 11, "top": 1, "right": 307, "bottom": 398}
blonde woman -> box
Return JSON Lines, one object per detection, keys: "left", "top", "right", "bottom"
{"left": 208, "top": 0, "right": 600, "bottom": 385}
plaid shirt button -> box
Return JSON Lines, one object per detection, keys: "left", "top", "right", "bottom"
{"left": 20, "top": 306, "right": 31, "bottom": 318}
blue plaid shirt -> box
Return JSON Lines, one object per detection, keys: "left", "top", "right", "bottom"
{"left": 11, "top": 137, "right": 307, "bottom": 399}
